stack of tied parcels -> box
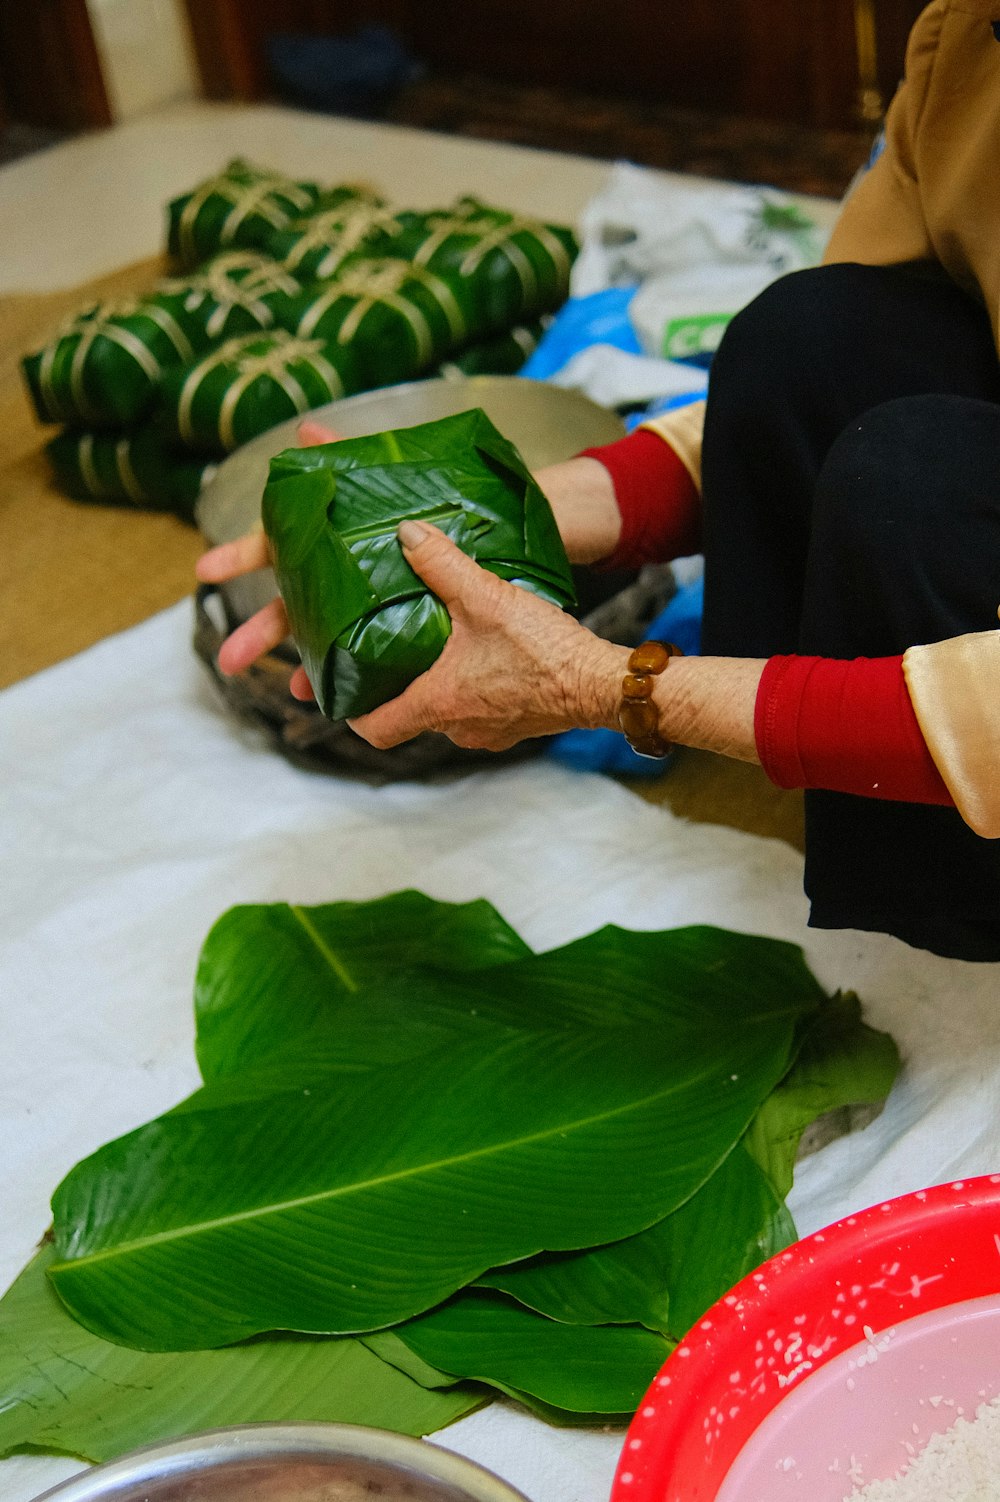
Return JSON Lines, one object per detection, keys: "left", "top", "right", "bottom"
{"left": 263, "top": 409, "right": 576, "bottom": 720}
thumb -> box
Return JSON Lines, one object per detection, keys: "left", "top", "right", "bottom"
{"left": 398, "top": 520, "right": 497, "bottom": 608}
{"left": 297, "top": 418, "right": 341, "bottom": 446}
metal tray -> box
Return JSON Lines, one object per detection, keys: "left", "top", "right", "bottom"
{"left": 31, "top": 1422, "right": 531, "bottom": 1502}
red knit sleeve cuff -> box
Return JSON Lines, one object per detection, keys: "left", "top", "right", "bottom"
{"left": 579, "top": 428, "right": 701, "bottom": 571}
{"left": 755, "top": 653, "right": 954, "bottom": 806}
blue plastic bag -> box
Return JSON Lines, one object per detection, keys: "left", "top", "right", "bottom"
{"left": 519, "top": 286, "right": 643, "bottom": 381}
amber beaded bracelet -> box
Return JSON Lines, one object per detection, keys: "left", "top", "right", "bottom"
{"left": 618, "top": 640, "right": 683, "bottom": 759}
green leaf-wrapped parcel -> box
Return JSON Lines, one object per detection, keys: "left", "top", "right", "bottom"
{"left": 369, "top": 196, "right": 578, "bottom": 333}
{"left": 46, "top": 426, "right": 216, "bottom": 519}
{"left": 22, "top": 300, "right": 197, "bottom": 427}
{"left": 262, "top": 409, "right": 577, "bottom": 720}
{"left": 161, "top": 330, "right": 360, "bottom": 454}
{"left": 146, "top": 250, "right": 303, "bottom": 347}
{"left": 166, "top": 158, "right": 321, "bottom": 269}
{"left": 265, "top": 187, "right": 398, "bottom": 282}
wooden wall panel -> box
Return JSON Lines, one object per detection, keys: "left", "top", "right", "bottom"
{"left": 181, "top": 0, "right": 928, "bottom": 130}
{"left": 0, "top": 0, "right": 112, "bottom": 130}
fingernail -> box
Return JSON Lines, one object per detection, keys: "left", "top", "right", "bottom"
{"left": 398, "top": 519, "right": 431, "bottom": 549}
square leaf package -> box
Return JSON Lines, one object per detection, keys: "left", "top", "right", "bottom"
{"left": 262, "top": 410, "right": 576, "bottom": 721}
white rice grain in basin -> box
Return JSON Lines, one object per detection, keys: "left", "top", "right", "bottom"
{"left": 843, "top": 1394, "right": 1000, "bottom": 1501}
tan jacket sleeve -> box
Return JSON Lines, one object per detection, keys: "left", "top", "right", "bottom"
{"left": 904, "top": 629, "right": 1000, "bottom": 837}
{"left": 822, "top": 1, "right": 942, "bottom": 269}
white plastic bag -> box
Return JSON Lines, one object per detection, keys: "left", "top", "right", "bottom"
{"left": 572, "top": 162, "right": 829, "bottom": 360}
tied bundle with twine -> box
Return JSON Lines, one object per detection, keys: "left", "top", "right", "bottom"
{"left": 281, "top": 257, "right": 471, "bottom": 389}
{"left": 167, "top": 158, "right": 321, "bottom": 269}
{"left": 23, "top": 300, "right": 196, "bottom": 428}
{"left": 149, "top": 251, "right": 301, "bottom": 344}
{"left": 162, "top": 331, "right": 360, "bottom": 453}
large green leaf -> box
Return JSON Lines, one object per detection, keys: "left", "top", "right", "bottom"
{"left": 194, "top": 891, "right": 532, "bottom": 1081}
{"left": 476, "top": 994, "right": 897, "bottom": 1338}
{"left": 194, "top": 902, "right": 828, "bottom": 1082}
{"left": 49, "top": 976, "right": 812, "bottom": 1348}
{"left": 479, "top": 1142, "right": 792, "bottom": 1337}
{"left": 366, "top": 1292, "right": 670, "bottom": 1417}
{"left": 744, "top": 991, "right": 900, "bottom": 1196}
{"left": 262, "top": 410, "right": 576, "bottom": 718}
{"left": 0, "top": 1245, "right": 481, "bottom": 1464}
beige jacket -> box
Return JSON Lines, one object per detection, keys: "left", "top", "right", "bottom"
{"left": 643, "top": 0, "right": 1000, "bottom": 834}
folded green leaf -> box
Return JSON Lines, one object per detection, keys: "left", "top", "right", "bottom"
{"left": 0, "top": 1245, "right": 481, "bottom": 1464}
{"left": 262, "top": 410, "right": 576, "bottom": 719}
{"left": 744, "top": 991, "right": 900, "bottom": 1197}
{"left": 367, "top": 1291, "right": 669, "bottom": 1417}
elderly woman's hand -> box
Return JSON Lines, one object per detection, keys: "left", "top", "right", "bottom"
{"left": 349, "top": 520, "right": 629, "bottom": 751}
{"left": 195, "top": 421, "right": 624, "bottom": 710}
{"left": 196, "top": 528, "right": 318, "bottom": 702}
{"left": 194, "top": 418, "right": 341, "bottom": 701}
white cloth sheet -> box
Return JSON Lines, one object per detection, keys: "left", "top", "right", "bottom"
{"left": 2, "top": 602, "right": 999, "bottom": 1502}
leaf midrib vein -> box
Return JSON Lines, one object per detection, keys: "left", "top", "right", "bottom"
{"left": 56, "top": 1058, "right": 743, "bottom": 1270}
{"left": 289, "top": 905, "right": 358, "bottom": 993}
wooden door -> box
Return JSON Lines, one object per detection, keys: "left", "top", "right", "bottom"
{"left": 0, "top": 0, "right": 112, "bottom": 131}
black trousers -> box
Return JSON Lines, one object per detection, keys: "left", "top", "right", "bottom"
{"left": 699, "top": 262, "right": 1000, "bottom": 961}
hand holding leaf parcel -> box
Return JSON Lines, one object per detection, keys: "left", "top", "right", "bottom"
{"left": 262, "top": 410, "right": 576, "bottom": 720}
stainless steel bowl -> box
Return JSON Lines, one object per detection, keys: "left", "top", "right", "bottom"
{"left": 30, "top": 1423, "right": 532, "bottom": 1502}
{"left": 195, "top": 374, "right": 624, "bottom": 623}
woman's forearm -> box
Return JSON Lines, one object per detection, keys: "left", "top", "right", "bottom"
{"left": 541, "top": 430, "right": 702, "bottom": 570}
{"left": 534, "top": 456, "right": 623, "bottom": 565}
{"left": 582, "top": 642, "right": 765, "bottom": 763}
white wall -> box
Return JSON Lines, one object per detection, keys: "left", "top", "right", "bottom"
{"left": 86, "top": 0, "right": 199, "bottom": 121}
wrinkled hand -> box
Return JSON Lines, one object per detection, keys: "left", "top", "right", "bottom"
{"left": 194, "top": 417, "right": 338, "bottom": 701}
{"left": 194, "top": 420, "right": 625, "bottom": 725}
{"left": 349, "top": 520, "right": 627, "bottom": 751}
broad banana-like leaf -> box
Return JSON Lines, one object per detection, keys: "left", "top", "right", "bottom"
{"left": 366, "top": 1291, "right": 669, "bottom": 1418}
{"left": 478, "top": 1143, "right": 792, "bottom": 1338}
{"left": 476, "top": 994, "right": 897, "bottom": 1337}
{"left": 366, "top": 1327, "right": 629, "bottom": 1429}
{"left": 194, "top": 891, "right": 532, "bottom": 1081}
{"left": 193, "top": 897, "right": 827, "bottom": 1084}
{"left": 0, "top": 1246, "right": 481, "bottom": 1465}
{"left": 262, "top": 410, "right": 576, "bottom": 719}
{"left": 49, "top": 973, "right": 814, "bottom": 1348}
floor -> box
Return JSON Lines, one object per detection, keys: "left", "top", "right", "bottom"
{"left": 386, "top": 72, "right": 876, "bottom": 200}
{"left": 0, "top": 121, "right": 66, "bottom": 168}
